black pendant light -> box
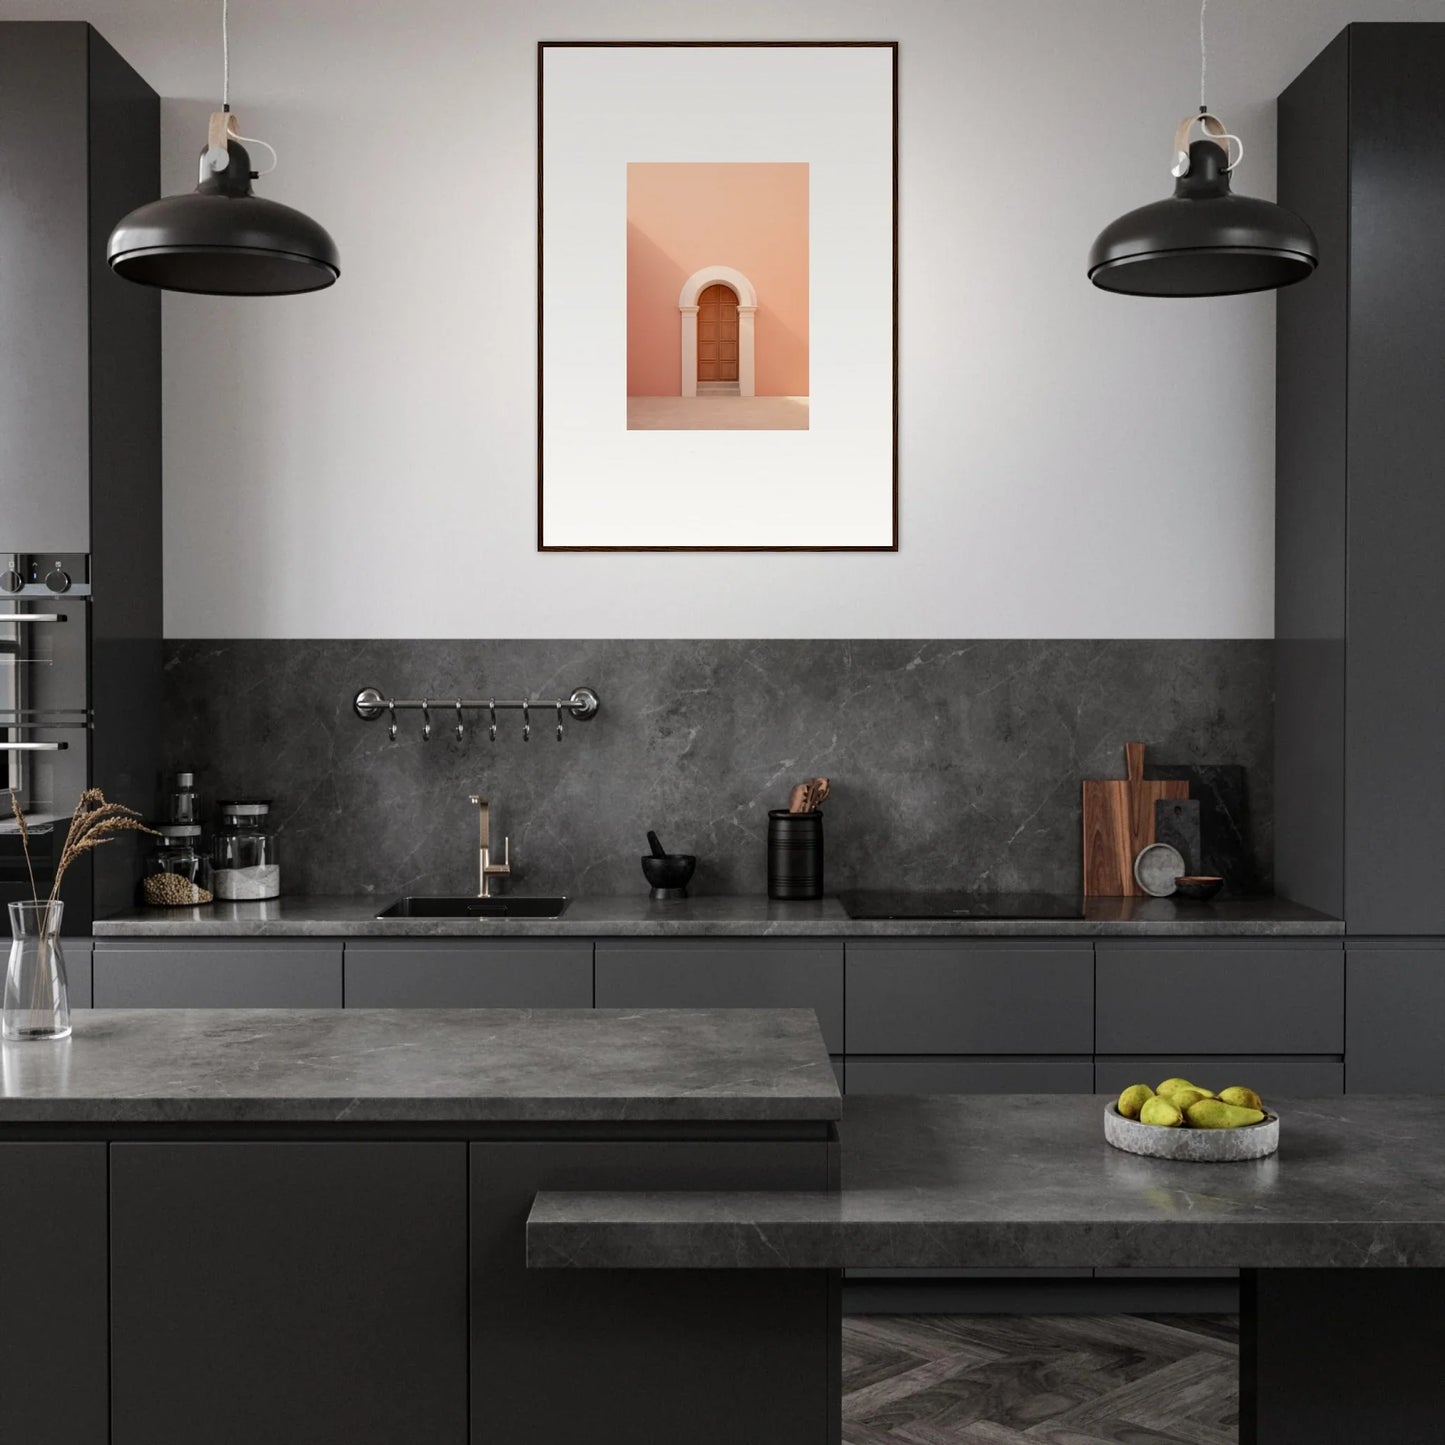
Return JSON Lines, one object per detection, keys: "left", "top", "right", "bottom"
{"left": 107, "top": 0, "right": 338, "bottom": 296}
{"left": 1088, "top": 1, "right": 1316, "bottom": 297}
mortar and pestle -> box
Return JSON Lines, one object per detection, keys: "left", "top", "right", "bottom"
{"left": 642, "top": 830, "right": 696, "bottom": 900}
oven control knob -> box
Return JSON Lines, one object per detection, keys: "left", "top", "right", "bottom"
{"left": 0, "top": 569, "right": 21, "bottom": 594}
{"left": 44, "top": 568, "right": 71, "bottom": 594}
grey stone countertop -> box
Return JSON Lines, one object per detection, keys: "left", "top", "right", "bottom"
{"left": 91, "top": 893, "right": 1342, "bottom": 938}
{"left": 0, "top": 1008, "right": 840, "bottom": 1125}
{"left": 528, "top": 1093, "right": 1445, "bottom": 1270}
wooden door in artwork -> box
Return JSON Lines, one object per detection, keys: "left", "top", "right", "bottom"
{"left": 696, "top": 284, "right": 739, "bottom": 383}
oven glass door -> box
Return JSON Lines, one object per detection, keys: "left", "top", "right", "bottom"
{"left": 1, "top": 602, "right": 91, "bottom": 925}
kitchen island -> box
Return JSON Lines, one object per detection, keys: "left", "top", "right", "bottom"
{"left": 533, "top": 1093, "right": 1445, "bottom": 1445}
{"left": 0, "top": 1007, "right": 841, "bottom": 1445}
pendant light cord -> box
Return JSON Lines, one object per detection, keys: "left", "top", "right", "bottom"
{"left": 202, "top": 0, "right": 278, "bottom": 176}
{"left": 1199, "top": 0, "right": 1208, "bottom": 111}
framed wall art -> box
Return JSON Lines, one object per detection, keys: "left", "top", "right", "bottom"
{"left": 538, "top": 41, "right": 898, "bottom": 551}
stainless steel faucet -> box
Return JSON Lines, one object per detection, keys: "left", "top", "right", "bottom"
{"left": 467, "top": 794, "right": 511, "bottom": 897}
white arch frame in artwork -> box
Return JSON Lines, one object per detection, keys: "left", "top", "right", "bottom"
{"left": 677, "top": 265, "right": 759, "bottom": 398}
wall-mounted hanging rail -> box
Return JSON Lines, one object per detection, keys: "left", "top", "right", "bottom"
{"left": 352, "top": 685, "right": 600, "bottom": 743}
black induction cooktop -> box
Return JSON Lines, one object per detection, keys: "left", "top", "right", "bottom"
{"left": 837, "top": 891, "right": 1085, "bottom": 920}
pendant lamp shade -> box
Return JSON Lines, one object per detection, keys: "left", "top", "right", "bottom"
{"left": 107, "top": 137, "right": 339, "bottom": 296}
{"left": 1088, "top": 138, "right": 1316, "bottom": 297}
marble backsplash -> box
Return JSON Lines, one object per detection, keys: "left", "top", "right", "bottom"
{"left": 160, "top": 640, "right": 1273, "bottom": 900}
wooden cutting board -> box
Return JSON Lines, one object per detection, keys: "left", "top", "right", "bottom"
{"left": 1082, "top": 743, "right": 1189, "bottom": 896}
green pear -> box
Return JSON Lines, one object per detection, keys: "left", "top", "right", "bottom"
{"left": 1218, "top": 1086, "right": 1264, "bottom": 1112}
{"left": 1162, "top": 1086, "right": 1212, "bottom": 1111}
{"left": 1140, "top": 1096, "right": 1185, "bottom": 1127}
{"left": 1186, "top": 1099, "right": 1266, "bottom": 1129}
{"left": 1156, "top": 1077, "right": 1197, "bottom": 1096}
{"left": 1117, "top": 1084, "right": 1154, "bottom": 1119}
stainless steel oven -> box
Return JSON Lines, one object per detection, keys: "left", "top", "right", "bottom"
{"left": 0, "top": 555, "right": 93, "bottom": 927}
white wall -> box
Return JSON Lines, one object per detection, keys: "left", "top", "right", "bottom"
{"left": 3, "top": 0, "right": 1440, "bottom": 638}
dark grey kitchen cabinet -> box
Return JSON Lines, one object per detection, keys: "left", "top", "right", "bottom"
{"left": 66, "top": 939, "right": 93, "bottom": 1008}
{"left": 1094, "top": 1056, "right": 1344, "bottom": 1097}
{"left": 110, "top": 1142, "right": 468, "bottom": 1445}
{"left": 845, "top": 940, "right": 1093, "bottom": 1056}
{"left": 0, "top": 1144, "right": 108, "bottom": 1445}
{"left": 1277, "top": 24, "right": 1445, "bottom": 934}
{"left": 594, "top": 939, "right": 844, "bottom": 1054}
{"left": 0, "top": 22, "right": 161, "bottom": 931}
{"left": 0, "top": 23, "right": 158, "bottom": 550}
{"left": 93, "top": 940, "right": 343, "bottom": 1007}
{"left": 846, "top": 1058, "right": 1094, "bottom": 1095}
{"left": 343, "top": 939, "right": 592, "bottom": 1008}
{"left": 1095, "top": 942, "right": 1343, "bottom": 1055}
{"left": 470, "top": 1139, "right": 834, "bottom": 1445}
{"left": 0, "top": 22, "right": 87, "bottom": 545}
{"left": 1346, "top": 944, "right": 1445, "bottom": 1092}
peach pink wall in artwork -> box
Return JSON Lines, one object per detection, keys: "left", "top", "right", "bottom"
{"left": 627, "top": 163, "right": 809, "bottom": 397}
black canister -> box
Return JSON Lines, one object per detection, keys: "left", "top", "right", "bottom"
{"left": 768, "top": 809, "right": 824, "bottom": 900}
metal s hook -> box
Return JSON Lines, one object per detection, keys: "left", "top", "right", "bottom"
{"left": 488, "top": 700, "right": 497, "bottom": 743}
{"left": 387, "top": 699, "right": 398, "bottom": 743}
{"left": 556, "top": 701, "right": 564, "bottom": 743}
{"left": 421, "top": 699, "right": 432, "bottom": 742}
{"left": 455, "top": 700, "right": 465, "bottom": 741}
{"left": 521, "top": 701, "right": 531, "bottom": 743}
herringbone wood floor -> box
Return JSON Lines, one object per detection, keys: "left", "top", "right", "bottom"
{"left": 842, "top": 1314, "right": 1239, "bottom": 1444}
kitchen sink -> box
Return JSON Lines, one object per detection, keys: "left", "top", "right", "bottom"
{"left": 375, "top": 896, "right": 570, "bottom": 919}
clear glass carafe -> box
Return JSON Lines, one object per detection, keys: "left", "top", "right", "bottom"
{"left": 4, "top": 901, "right": 71, "bottom": 1041}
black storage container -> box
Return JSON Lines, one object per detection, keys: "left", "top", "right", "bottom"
{"left": 767, "top": 810, "right": 824, "bottom": 900}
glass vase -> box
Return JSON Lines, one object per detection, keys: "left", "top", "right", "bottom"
{"left": 4, "top": 901, "right": 71, "bottom": 1042}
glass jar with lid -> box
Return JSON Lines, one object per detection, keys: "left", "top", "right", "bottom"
{"left": 211, "top": 800, "right": 281, "bottom": 901}
{"left": 142, "top": 825, "right": 214, "bottom": 907}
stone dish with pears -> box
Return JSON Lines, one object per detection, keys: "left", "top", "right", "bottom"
{"left": 1105, "top": 1076, "right": 1280, "bottom": 1161}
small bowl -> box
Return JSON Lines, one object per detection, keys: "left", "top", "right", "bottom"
{"left": 642, "top": 854, "right": 696, "bottom": 899}
{"left": 1173, "top": 875, "right": 1225, "bottom": 902}
{"left": 1134, "top": 842, "right": 1185, "bottom": 897}
{"left": 1104, "top": 1102, "right": 1279, "bottom": 1161}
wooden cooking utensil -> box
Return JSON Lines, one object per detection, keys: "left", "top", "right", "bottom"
{"left": 1082, "top": 743, "right": 1189, "bottom": 896}
{"left": 787, "top": 777, "right": 831, "bottom": 813}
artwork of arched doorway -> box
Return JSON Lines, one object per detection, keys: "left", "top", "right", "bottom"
{"left": 677, "top": 265, "right": 757, "bottom": 398}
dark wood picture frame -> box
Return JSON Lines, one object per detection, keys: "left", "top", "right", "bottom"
{"left": 537, "top": 40, "right": 899, "bottom": 552}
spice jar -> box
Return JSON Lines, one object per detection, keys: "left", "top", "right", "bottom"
{"left": 211, "top": 800, "right": 281, "bottom": 901}
{"left": 142, "top": 825, "right": 214, "bottom": 907}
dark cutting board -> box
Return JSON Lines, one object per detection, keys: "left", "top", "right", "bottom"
{"left": 1154, "top": 797, "right": 1202, "bottom": 876}
{"left": 1145, "top": 763, "right": 1262, "bottom": 894}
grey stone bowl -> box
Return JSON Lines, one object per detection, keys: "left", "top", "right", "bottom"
{"left": 1104, "top": 1103, "right": 1280, "bottom": 1161}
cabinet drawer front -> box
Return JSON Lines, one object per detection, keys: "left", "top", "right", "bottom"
{"left": 112, "top": 1142, "right": 467, "bottom": 1445}
{"left": 344, "top": 941, "right": 592, "bottom": 1009}
{"left": 845, "top": 942, "right": 1093, "bottom": 1055}
{"left": 0, "top": 1143, "right": 108, "bottom": 1445}
{"left": 1096, "top": 944, "right": 1343, "bottom": 1054}
{"left": 594, "top": 941, "right": 843, "bottom": 1053}
{"left": 846, "top": 1057, "right": 1095, "bottom": 1095}
{"left": 64, "top": 940, "right": 92, "bottom": 1009}
{"left": 93, "top": 943, "right": 343, "bottom": 1008}
{"left": 1095, "top": 1056, "right": 1344, "bottom": 1097}
{"left": 1346, "top": 946, "right": 1445, "bottom": 1092}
